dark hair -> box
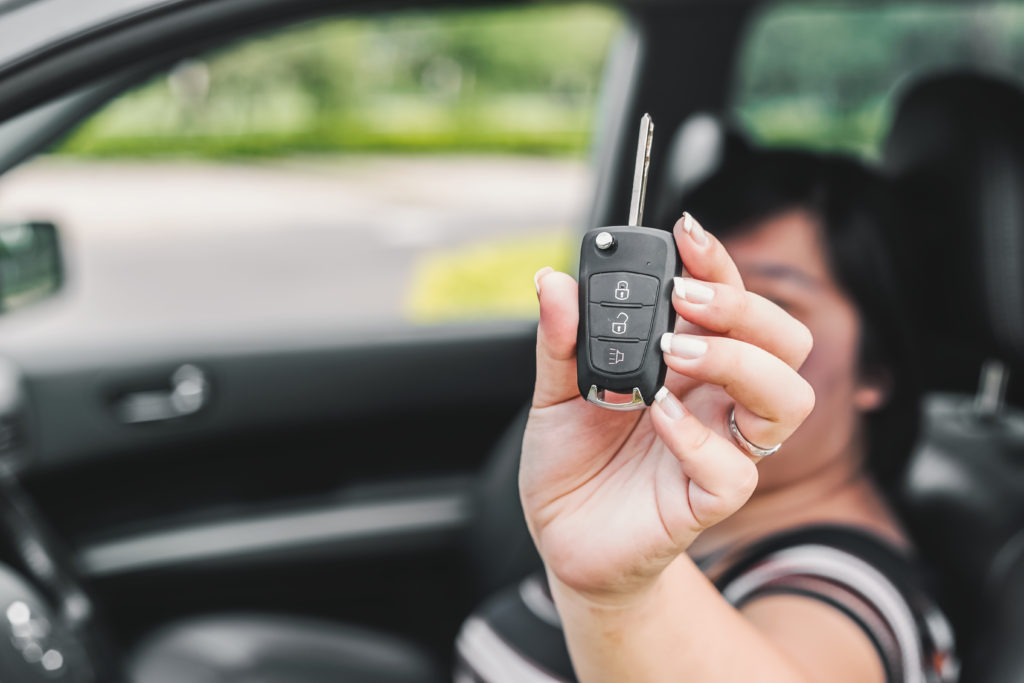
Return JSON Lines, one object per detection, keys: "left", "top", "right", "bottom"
{"left": 666, "top": 137, "right": 920, "bottom": 493}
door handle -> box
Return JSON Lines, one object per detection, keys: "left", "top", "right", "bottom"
{"left": 114, "top": 364, "right": 210, "bottom": 424}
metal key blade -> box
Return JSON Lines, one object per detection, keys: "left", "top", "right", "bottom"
{"left": 627, "top": 113, "right": 654, "bottom": 227}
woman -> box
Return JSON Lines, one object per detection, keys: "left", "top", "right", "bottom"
{"left": 456, "top": 145, "right": 957, "bottom": 682}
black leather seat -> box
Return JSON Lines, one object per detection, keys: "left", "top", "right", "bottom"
{"left": 883, "top": 72, "right": 1024, "bottom": 395}
{"left": 883, "top": 71, "right": 1024, "bottom": 683}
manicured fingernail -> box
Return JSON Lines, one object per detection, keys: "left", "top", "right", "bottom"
{"left": 654, "top": 386, "right": 686, "bottom": 420}
{"left": 682, "top": 212, "right": 709, "bottom": 246}
{"left": 660, "top": 332, "right": 707, "bottom": 359}
{"left": 534, "top": 266, "right": 553, "bottom": 295}
{"left": 677, "top": 277, "right": 714, "bottom": 304}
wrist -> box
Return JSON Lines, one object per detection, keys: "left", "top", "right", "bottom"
{"left": 545, "top": 552, "right": 696, "bottom": 614}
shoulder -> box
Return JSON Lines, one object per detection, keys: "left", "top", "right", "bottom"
{"left": 714, "top": 524, "right": 958, "bottom": 683}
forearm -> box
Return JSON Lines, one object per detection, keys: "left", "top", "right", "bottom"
{"left": 548, "top": 554, "right": 812, "bottom": 683}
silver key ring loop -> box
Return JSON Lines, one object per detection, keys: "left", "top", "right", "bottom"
{"left": 728, "top": 406, "right": 782, "bottom": 458}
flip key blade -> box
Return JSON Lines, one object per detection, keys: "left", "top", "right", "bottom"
{"left": 627, "top": 113, "right": 654, "bottom": 227}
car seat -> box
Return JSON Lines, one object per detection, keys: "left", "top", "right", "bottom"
{"left": 883, "top": 71, "right": 1024, "bottom": 683}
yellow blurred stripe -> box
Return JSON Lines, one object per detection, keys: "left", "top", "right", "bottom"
{"left": 405, "top": 232, "right": 574, "bottom": 323}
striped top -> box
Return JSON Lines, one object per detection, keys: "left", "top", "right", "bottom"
{"left": 455, "top": 525, "right": 958, "bottom": 683}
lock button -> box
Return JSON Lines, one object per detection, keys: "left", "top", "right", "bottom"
{"left": 589, "top": 272, "right": 659, "bottom": 306}
{"left": 587, "top": 303, "right": 655, "bottom": 340}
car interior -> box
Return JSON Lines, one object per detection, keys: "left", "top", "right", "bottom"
{"left": 0, "top": 0, "right": 1021, "bottom": 682}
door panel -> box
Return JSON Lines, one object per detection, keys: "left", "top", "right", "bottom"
{"left": 17, "top": 325, "right": 535, "bottom": 656}
{"left": 16, "top": 323, "right": 535, "bottom": 469}
{"left": 19, "top": 325, "right": 535, "bottom": 549}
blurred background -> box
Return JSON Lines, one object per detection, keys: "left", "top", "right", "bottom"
{"left": 4, "top": 1, "right": 1024, "bottom": 339}
{"left": 1, "top": 1, "right": 1024, "bottom": 681}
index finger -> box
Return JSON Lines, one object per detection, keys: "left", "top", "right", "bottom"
{"left": 673, "top": 212, "right": 744, "bottom": 290}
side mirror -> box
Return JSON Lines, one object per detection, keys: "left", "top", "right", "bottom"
{"left": 0, "top": 221, "right": 63, "bottom": 314}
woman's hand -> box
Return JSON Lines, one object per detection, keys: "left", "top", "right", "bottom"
{"left": 522, "top": 214, "right": 815, "bottom": 603}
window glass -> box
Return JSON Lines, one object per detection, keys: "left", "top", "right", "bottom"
{"left": 0, "top": 4, "right": 621, "bottom": 336}
{"left": 734, "top": 1, "right": 1024, "bottom": 158}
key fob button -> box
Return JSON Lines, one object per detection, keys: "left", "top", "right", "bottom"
{"left": 588, "top": 303, "right": 654, "bottom": 340}
{"left": 590, "top": 339, "right": 645, "bottom": 374}
{"left": 589, "top": 272, "right": 659, "bottom": 306}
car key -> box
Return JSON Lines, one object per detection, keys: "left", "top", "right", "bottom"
{"left": 576, "top": 114, "right": 682, "bottom": 410}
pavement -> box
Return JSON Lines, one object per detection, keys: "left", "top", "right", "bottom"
{"left": 0, "top": 155, "right": 587, "bottom": 359}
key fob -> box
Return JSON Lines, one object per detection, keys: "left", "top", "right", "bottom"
{"left": 576, "top": 227, "right": 681, "bottom": 408}
{"left": 576, "top": 113, "right": 680, "bottom": 410}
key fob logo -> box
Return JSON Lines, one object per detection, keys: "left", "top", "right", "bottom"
{"left": 611, "top": 312, "right": 629, "bottom": 335}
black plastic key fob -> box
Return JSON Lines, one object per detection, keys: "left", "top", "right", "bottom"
{"left": 576, "top": 113, "right": 679, "bottom": 409}
{"left": 576, "top": 226, "right": 681, "bottom": 409}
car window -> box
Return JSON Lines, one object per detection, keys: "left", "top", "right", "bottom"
{"left": 0, "top": 5, "right": 622, "bottom": 338}
{"left": 734, "top": 1, "right": 1024, "bottom": 158}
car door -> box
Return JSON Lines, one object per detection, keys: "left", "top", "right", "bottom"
{"left": 0, "top": 0, "right": 751, "bottom": 668}
{"left": 0, "top": 0, "right": 631, "bottom": 662}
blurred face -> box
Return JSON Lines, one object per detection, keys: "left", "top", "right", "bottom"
{"left": 721, "top": 209, "right": 881, "bottom": 491}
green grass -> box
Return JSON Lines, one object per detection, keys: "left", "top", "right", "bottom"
{"left": 54, "top": 4, "right": 621, "bottom": 159}
{"left": 59, "top": 111, "right": 593, "bottom": 158}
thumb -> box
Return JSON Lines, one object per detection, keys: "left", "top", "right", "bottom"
{"left": 533, "top": 267, "right": 581, "bottom": 408}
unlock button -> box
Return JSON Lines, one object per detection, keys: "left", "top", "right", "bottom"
{"left": 588, "top": 304, "right": 655, "bottom": 339}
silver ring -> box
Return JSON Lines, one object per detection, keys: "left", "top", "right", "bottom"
{"left": 728, "top": 407, "right": 781, "bottom": 458}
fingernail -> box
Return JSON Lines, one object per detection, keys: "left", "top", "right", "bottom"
{"left": 682, "top": 212, "right": 709, "bottom": 246}
{"left": 654, "top": 386, "right": 686, "bottom": 420}
{"left": 534, "top": 266, "right": 553, "bottom": 295}
{"left": 660, "top": 332, "right": 707, "bottom": 359}
{"left": 676, "top": 277, "right": 714, "bottom": 304}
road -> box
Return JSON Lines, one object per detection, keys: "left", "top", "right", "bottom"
{"left": 0, "top": 155, "right": 588, "bottom": 360}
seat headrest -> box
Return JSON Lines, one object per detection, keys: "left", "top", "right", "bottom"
{"left": 653, "top": 113, "right": 748, "bottom": 229}
{"left": 883, "top": 72, "right": 1024, "bottom": 379}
